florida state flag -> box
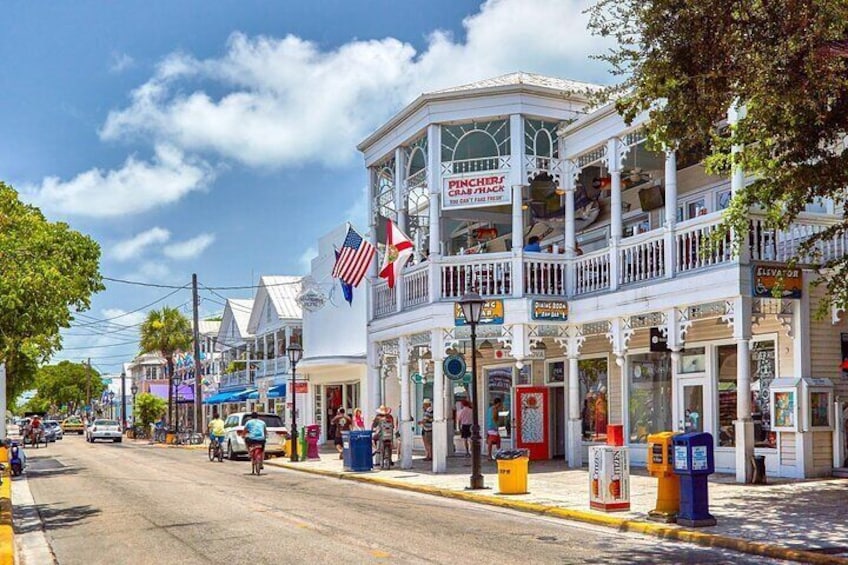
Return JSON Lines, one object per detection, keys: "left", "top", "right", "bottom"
{"left": 379, "top": 220, "right": 414, "bottom": 289}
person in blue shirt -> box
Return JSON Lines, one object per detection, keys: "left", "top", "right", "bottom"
{"left": 243, "top": 412, "right": 267, "bottom": 463}
{"left": 523, "top": 236, "right": 542, "bottom": 252}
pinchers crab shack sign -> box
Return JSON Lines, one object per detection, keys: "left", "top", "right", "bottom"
{"left": 442, "top": 173, "right": 510, "bottom": 210}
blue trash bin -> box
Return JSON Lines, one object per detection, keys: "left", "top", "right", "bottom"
{"left": 341, "top": 431, "right": 352, "bottom": 470}
{"left": 349, "top": 430, "right": 373, "bottom": 472}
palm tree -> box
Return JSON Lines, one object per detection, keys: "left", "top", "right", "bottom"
{"left": 139, "top": 306, "right": 192, "bottom": 431}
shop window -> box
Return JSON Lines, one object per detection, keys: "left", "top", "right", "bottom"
{"left": 546, "top": 361, "right": 565, "bottom": 384}
{"left": 579, "top": 358, "right": 609, "bottom": 442}
{"left": 516, "top": 364, "right": 532, "bottom": 386}
{"left": 680, "top": 347, "right": 706, "bottom": 374}
{"left": 628, "top": 352, "right": 672, "bottom": 444}
{"left": 716, "top": 340, "right": 777, "bottom": 448}
{"left": 485, "top": 367, "right": 513, "bottom": 439}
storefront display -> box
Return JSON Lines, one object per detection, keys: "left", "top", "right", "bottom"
{"left": 579, "top": 358, "right": 609, "bottom": 442}
{"left": 628, "top": 352, "right": 672, "bottom": 444}
{"left": 486, "top": 367, "right": 513, "bottom": 439}
{"left": 716, "top": 340, "right": 777, "bottom": 448}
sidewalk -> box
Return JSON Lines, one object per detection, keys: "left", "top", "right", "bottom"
{"left": 266, "top": 448, "right": 848, "bottom": 564}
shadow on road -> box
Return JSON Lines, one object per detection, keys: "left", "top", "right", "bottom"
{"left": 14, "top": 503, "right": 101, "bottom": 534}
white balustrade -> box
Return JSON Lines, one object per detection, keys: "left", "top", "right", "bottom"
{"left": 619, "top": 232, "right": 666, "bottom": 285}
{"left": 674, "top": 213, "right": 731, "bottom": 273}
{"left": 524, "top": 253, "right": 567, "bottom": 296}
{"left": 750, "top": 213, "right": 847, "bottom": 265}
{"left": 402, "top": 263, "right": 430, "bottom": 308}
{"left": 574, "top": 249, "right": 611, "bottom": 295}
{"left": 440, "top": 253, "right": 512, "bottom": 299}
{"left": 373, "top": 280, "right": 396, "bottom": 319}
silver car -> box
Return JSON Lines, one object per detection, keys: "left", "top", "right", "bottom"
{"left": 44, "top": 420, "right": 63, "bottom": 440}
{"left": 86, "top": 419, "right": 123, "bottom": 443}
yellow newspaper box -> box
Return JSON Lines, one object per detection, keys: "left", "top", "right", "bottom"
{"left": 647, "top": 431, "right": 680, "bottom": 522}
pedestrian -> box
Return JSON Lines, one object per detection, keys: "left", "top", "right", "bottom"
{"left": 330, "top": 407, "right": 352, "bottom": 459}
{"left": 371, "top": 405, "right": 395, "bottom": 470}
{"left": 457, "top": 399, "right": 473, "bottom": 456}
{"left": 352, "top": 408, "right": 365, "bottom": 431}
{"left": 487, "top": 398, "right": 503, "bottom": 460}
{"left": 419, "top": 399, "right": 433, "bottom": 461}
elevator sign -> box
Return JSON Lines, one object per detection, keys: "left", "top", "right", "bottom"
{"left": 442, "top": 172, "right": 510, "bottom": 210}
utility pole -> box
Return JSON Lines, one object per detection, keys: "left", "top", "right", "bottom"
{"left": 86, "top": 358, "right": 91, "bottom": 415}
{"left": 192, "top": 273, "right": 202, "bottom": 433}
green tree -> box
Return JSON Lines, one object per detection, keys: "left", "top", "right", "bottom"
{"left": 28, "top": 361, "right": 105, "bottom": 416}
{"left": 0, "top": 182, "right": 103, "bottom": 394}
{"left": 139, "top": 307, "right": 192, "bottom": 426}
{"left": 588, "top": 0, "right": 848, "bottom": 307}
{"left": 134, "top": 392, "right": 167, "bottom": 429}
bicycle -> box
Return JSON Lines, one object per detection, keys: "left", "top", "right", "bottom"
{"left": 132, "top": 425, "right": 149, "bottom": 440}
{"left": 248, "top": 441, "right": 265, "bottom": 475}
{"left": 175, "top": 428, "right": 204, "bottom": 446}
{"left": 208, "top": 436, "right": 224, "bottom": 462}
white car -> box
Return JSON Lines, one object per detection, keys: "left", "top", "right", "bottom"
{"left": 86, "top": 419, "right": 123, "bottom": 443}
{"left": 223, "top": 412, "right": 288, "bottom": 460}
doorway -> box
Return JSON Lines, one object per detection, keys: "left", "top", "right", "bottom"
{"left": 550, "top": 387, "right": 565, "bottom": 458}
{"left": 675, "top": 376, "right": 710, "bottom": 435}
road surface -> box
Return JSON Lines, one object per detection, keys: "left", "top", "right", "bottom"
{"left": 14, "top": 437, "right": 784, "bottom": 564}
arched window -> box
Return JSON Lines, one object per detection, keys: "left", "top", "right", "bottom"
{"left": 404, "top": 137, "right": 429, "bottom": 256}
{"left": 372, "top": 157, "right": 396, "bottom": 224}
{"left": 453, "top": 130, "right": 500, "bottom": 161}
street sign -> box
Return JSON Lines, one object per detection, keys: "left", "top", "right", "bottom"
{"left": 531, "top": 299, "right": 569, "bottom": 321}
{"left": 410, "top": 372, "right": 424, "bottom": 384}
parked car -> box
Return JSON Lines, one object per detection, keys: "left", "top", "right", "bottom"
{"left": 43, "top": 424, "right": 57, "bottom": 443}
{"left": 44, "top": 420, "right": 64, "bottom": 440}
{"left": 223, "top": 412, "right": 288, "bottom": 460}
{"left": 86, "top": 419, "right": 123, "bottom": 443}
{"left": 62, "top": 417, "right": 85, "bottom": 435}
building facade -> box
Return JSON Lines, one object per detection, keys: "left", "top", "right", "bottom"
{"left": 358, "top": 72, "right": 848, "bottom": 480}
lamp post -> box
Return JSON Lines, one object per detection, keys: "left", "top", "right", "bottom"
{"left": 287, "top": 342, "right": 303, "bottom": 463}
{"left": 131, "top": 382, "right": 139, "bottom": 429}
{"left": 108, "top": 391, "right": 115, "bottom": 420}
{"left": 121, "top": 370, "right": 127, "bottom": 431}
{"left": 458, "top": 291, "right": 486, "bottom": 490}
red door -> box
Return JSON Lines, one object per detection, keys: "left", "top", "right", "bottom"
{"left": 515, "top": 387, "right": 549, "bottom": 460}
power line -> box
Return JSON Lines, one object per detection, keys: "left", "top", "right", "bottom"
{"left": 70, "top": 286, "right": 188, "bottom": 327}
{"left": 60, "top": 339, "right": 139, "bottom": 351}
{"left": 103, "top": 275, "right": 302, "bottom": 291}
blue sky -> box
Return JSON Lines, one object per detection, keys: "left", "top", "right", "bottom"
{"left": 0, "top": 0, "right": 610, "bottom": 374}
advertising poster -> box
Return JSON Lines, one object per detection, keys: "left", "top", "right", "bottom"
{"left": 454, "top": 299, "right": 504, "bottom": 326}
{"left": 588, "top": 445, "right": 630, "bottom": 512}
{"left": 442, "top": 173, "right": 510, "bottom": 210}
{"left": 773, "top": 390, "right": 796, "bottom": 429}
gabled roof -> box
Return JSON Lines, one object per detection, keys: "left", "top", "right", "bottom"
{"left": 217, "top": 298, "right": 254, "bottom": 347}
{"left": 196, "top": 319, "right": 221, "bottom": 337}
{"left": 431, "top": 72, "right": 603, "bottom": 95}
{"left": 247, "top": 276, "right": 302, "bottom": 334}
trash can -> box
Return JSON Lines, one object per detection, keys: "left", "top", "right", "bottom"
{"left": 348, "top": 430, "right": 373, "bottom": 472}
{"left": 306, "top": 424, "right": 321, "bottom": 460}
{"left": 342, "top": 431, "right": 352, "bottom": 470}
{"left": 495, "top": 449, "right": 529, "bottom": 494}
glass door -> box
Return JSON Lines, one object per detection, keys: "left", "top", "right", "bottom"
{"left": 676, "top": 377, "right": 711, "bottom": 436}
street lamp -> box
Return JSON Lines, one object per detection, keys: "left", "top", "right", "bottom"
{"left": 108, "top": 391, "right": 116, "bottom": 420}
{"left": 131, "top": 381, "right": 139, "bottom": 429}
{"left": 458, "top": 291, "right": 486, "bottom": 490}
{"left": 287, "top": 342, "right": 303, "bottom": 463}
{"left": 121, "top": 371, "right": 127, "bottom": 431}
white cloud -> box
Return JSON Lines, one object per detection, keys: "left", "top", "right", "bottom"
{"left": 124, "top": 260, "right": 173, "bottom": 283}
{"left": 24, "top": 145, "right": 215, "bottom": 218}
{"left": 100, "top": 0, "right": 609, "bottom": 169}
{"left": 163, "top": 232, "right": 216, "bottom": 259}
{"left": 345, "top": 185, "right": 370, "bottom": 232}
{"left": 112, "top": 227, "right": 171, "bottom": 261}
{"left": 109, "top": 52, "right": 135, "bottom": 73}
{"left": 299, "top": 246, "right": 318, "bottom": 274}
{"left": 101, "top": 308, "right": 147, "bottom": 328}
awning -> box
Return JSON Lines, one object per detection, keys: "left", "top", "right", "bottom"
{"left": 246, "top": 384, "right": 286, "bottom": 400}
{"left": 149, "top": 384, "right": 195, "bottom": 403}
{"left": 202, "top": 388, "right": 256, "bottom": 404}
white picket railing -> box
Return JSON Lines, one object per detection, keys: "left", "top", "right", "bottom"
{"left": 674, "top": 213, "right": 732, "bottom": 273}
{"left": 220, "top": 369, "right": 252, "bottom": 388}
{"left": 574, "top": 249, "right": 611, "bottom": 295}
{"left": 403, "top": 263, "right": 430, "bottom": 308}
{"left": 440, "top": 253, "right": 512, "bottom": 299}
{"left": 373, "top": 280, "right": 396, "bottom": 318}
{"left": 619, "top": 232, "right": 665, "bottom": 285}
{"left": 750, "top": 213, "right": 847, "bottom": 265}
{"left": 524, "top": 253, "right": 567, "bottom": 296}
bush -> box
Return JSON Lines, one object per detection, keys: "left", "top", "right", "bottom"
{"left": 135, "top": 393, "right": 167, "bottom": 428}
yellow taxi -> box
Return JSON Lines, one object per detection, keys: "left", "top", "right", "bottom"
{"left": 61, "top": 417, "right": 85, "bottom": 435}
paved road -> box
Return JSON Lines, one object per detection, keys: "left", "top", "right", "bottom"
{"left": 15, "top": 437, "right": 784, "bottom": 565}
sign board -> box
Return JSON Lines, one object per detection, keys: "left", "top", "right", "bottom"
{"left": 691, "top": 446, "right": 708, "bottom": 471}
{"left": 589, "top": 445, "right": 631, "bottom": 512}
{"left": 454, "top": 299, "right": 504, "bottom": 326}
{"left": 674, "top": 446, "right": 688, "bottom": 471}
{"left": 752, "top": 264, "right": 802, "bottom": 299}
{"left": 410, "top": 372, "right": 424, "bottom": 384}
{"left": 649, "top": 327, "right": 670, "bottom": 353}
{"left": 293, "top": 382, "right": 308, "bottom": 394}
{"left": 442, "top": 172, "right": 510, "bottom": 210}
{"left": 531, "top": 300, "right": 569, "bottom": 322}
{"left": 443, "top": 355, "right": 467, "bottom": 381}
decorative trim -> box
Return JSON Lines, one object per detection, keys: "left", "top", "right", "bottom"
{"left": 720, "top": 299, "right": 736, "bottom": 330}
{"left": 442, "top": 328, "right": 459, "bottom": 357}
{"left": 498, "top": 325, "right": 514, "bottom": 355}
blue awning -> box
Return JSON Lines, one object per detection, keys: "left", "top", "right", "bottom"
{"left": 246, "top": 385, "right": 286, "bottom": 400}
{"left": 203, "top": 388, "right": 255, "bottom": 404}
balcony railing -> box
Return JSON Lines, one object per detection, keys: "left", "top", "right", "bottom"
{"left": 220, "top": 369, "right": 252, "bottom": 388}
{"left": 370, "top": 212, "right": 848, "bottom": 319}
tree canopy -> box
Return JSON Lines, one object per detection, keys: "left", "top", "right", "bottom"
{"left": 25, "top": 361, "right": 105, "bottom": 416}
{"left": 134, "top": 392, "right": 167, "bottom": 428}
{"left": 0, "top": 182, "right": 103, "bottom": 394}
{"left": 588, "top": 0, "right": 848, "bottom": 307}
{"left": 139, "top": 307, "right": 192, "bottom": 363}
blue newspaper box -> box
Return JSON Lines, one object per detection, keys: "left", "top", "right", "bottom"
{"left": 349, "top": 430, "right": 373, "bottom": 472}
{"left": 342, "top": 431, "right": 352, "bottom": 470}
{"left": 672, "top": 432, "right": 716, "bottom": 527}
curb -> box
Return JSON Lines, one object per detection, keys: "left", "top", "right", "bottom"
{"left": 265, "top": 460, "right": 848, "bottom": 565}
{"left": 0, "top": 472, "right": 13, "bottom": 565}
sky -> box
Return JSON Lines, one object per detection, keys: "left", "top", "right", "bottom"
{"left": 0, "top": 0, "right": 613, "bottom": 375}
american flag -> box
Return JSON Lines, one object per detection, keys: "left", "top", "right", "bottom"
{"left": 332, "top": 225, "right": 376, "bottom": 287}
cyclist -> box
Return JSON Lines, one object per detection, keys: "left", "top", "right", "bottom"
{"left": 208, "top": 411, "right": 226, "bottom": 454}
{"left": 243, "top": 412, "right": 267, "bottom": 469}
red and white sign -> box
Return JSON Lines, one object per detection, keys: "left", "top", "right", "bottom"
{"left": 442, "top": 173, "right": 510, "bottom": 210}
{"left": 589, "top": 445, "right": 630, "bottom": 512}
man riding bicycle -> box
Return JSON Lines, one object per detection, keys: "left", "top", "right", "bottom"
{"left": 244, "top": 412, "right": 267, "bottom": 469}
{"left": 208, "top": 410, "right": 225, "bottom": 447}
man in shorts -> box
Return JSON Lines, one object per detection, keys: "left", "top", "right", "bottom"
{"left": 330, "top": 407, "right": 352, "bottom": 459}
